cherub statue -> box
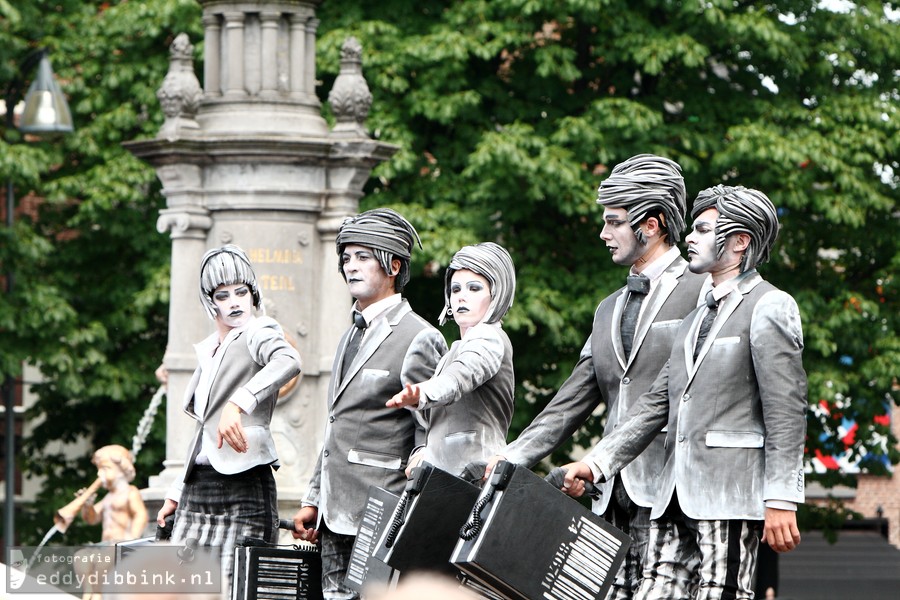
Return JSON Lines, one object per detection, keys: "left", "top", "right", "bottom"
{"left": 80, "top": 444, "right": 148, "bottom": 542}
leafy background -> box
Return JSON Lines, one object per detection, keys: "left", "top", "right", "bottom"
{"left": 1, "top": 0, "right": 897, "bottom": 545}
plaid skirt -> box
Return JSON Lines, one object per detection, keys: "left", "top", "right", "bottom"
{"left": 171, "top": 464, "right": 278, "bottom": 586}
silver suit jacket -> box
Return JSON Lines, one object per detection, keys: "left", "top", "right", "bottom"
{"left": 418, "top": 322, "right": 515, "bottom": 476}
{"left": 503, "top": 254, "right": 706, "bottom": 514}
{"left": 181, "top": 316, "right": 302, "bottom": 485}
{"left": 305, "top": 299, "right": 447, "bottom": 536}
{"left": 587, "top": 270, "right": 808, "bottom": 520}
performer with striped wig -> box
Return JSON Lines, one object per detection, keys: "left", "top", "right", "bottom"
{"left": 563, "top": 184, "right": 807, "bottom": 600}
{"left": 292, "top": 208, "right": 446, "bottom": 600}
{"left": 387, "top": 242, "right": 517, "bottom": 476}
{"left": 157, "top": 244, "right": 302, "bottom": 587}
{"left": 483, "top": 153, "right": 706, "bottom": 600}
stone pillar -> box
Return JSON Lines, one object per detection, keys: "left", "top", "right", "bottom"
{"left": 202, "top": 14, "right": 221, "bottom": 96}
{"left": 124, "top": 0, "right": 397, "bottom": 530}
{"left": 151, "top": 204, "right": 212, "bottom": 498}
{"left": 260, "top": 11, "right": 280, "bottom": 96}
{"left": 290, "top": 13, "right": 307, "bottom": 97}
{"left": 304, "top": 18, "right": 319, "bottom": 98}
{"left": 222, "top": 12, "right": 246, "bottom": 97}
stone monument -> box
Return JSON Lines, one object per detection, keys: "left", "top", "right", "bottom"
{"left": 124, "top": 0, "right": 397, "bottom": 523}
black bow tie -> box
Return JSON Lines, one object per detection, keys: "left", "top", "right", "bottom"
{"left": 626, "top": 274, "right": 650, "bottom": 295}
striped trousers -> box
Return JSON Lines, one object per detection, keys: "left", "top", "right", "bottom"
{"left": 636, "top": 509, "right": 762, "bottom": 600}
{"left": 604, "top": 478, "right": 653, "bottom": 600}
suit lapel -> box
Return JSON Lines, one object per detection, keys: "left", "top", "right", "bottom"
{"left": 200, "top": 332, "right": 240, "bottom": 420}
{"left": 685, "top": 270, "right": 763, "bottom": 381}
{"left": 610, "top": 289, "right": 628, "bottom": 368}
{"left": 333, "top": 300, "right": 411, "bottom": 402}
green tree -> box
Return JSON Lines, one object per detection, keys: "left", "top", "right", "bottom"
{"left": 311, "top": 0, "right": 900, "bottom": 480}
{"left": 1, "top": 0, "right": 201, "bottom": 544}
{"left": 1, "top": 0, "right": 897, "bottom": 545}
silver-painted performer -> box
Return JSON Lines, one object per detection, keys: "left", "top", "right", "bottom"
{"left": 291, "top": 208, "right": 447, "bottom": 600}
{"left": 387, "top": 242, "right": 517, "bottom": 476}
{"left": 563, "top": 185, "right": 807, "bottom": 599}
{"left": 485, "top": 154, "right": 706, "bottom": 599}
{"left": 157, "top": 245, "right": 302, "bottom": 583}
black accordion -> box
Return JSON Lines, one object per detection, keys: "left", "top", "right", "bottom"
{"left": 345, "top": 486, "right": 401, "bottom": 592}
{"left": 232, "top": 543, "right": 322, "bottom": 600}
{"left": 345, "top": 463, "right": 480, "bottom": 592}
{"left": 451, "top": 461, "right": 631, "bottom": 600}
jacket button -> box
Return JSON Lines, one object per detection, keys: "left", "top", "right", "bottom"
{"left": 678, "top": 435, "right": 686, "bottom": 442}
{"left": 682, "top": 394, "right": 690, "bottom": 402}
{"left": 622, "top": 377, "right": 631, "bottom": 385}
{"left": 329, "top": 415, "right": 335, "bottom": 423}
{"left": 323, "top": 450, "right": 330, "bottom": 458}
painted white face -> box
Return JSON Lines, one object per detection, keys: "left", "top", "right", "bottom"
{"left": 686, "top": 207, "right": 719, "bottom": 274}
{"left": 450, "top": 269, "right": 492, "bottom": 335}
{"left": 341, "top": 244, "right": 397, "bottom": 309}
{"left": 213, "top": 283, "right": 254, "bottom": 330}
{"left": 600, "top": 207, "right": 643, "bottom": 266}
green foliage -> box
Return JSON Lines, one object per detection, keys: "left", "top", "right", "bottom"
{"left": 1, "top": 0, "right": 897, "bottom": 546}
{"left": 1, "top": 0, "right": 201, "bottom": 545}
{"left": 314, "top": 0, "right": 900, "bottom": 477}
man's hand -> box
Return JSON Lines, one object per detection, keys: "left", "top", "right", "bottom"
{"left": 291, "top": 506, "right": 319, "bottom": 544}
{"left": 217, "top": 402, "right": 248, "bottom": 453}
{"left": 157, "top": 499, "right": 177, "bottom": 527}
{"left": 386, "top": 383, "right": 421, "bottom": 409}
{"left": 762, "top": 507, "right": 801, "bottom": 552}
{"left": 559, "top": 461, "right": 593, "bottom": 498}
{"left": 484, "top": 455, "right": 506, "bottom": 480}
{"left": 405, "top": 452, "right": 425, "bottom": 478}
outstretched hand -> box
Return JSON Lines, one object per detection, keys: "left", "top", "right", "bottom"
{"left": 386, "top": 383, "right": 421, "bottom": 409}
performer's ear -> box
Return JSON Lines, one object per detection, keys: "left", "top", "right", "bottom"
{"left": 730, "top": 232, "right": 751, "bottom": 253}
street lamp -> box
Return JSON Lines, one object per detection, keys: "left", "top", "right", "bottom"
{"left": 4, "top": 48, "right": 73, "bottom": 552}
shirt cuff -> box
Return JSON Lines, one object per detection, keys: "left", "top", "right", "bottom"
{"left": 415, "top": 388, "right": 431, "bottom": 411}
{"left": 765, "top": 500, "right": 797, "bottom": 511}
{"left": 229, "top": 387, "right": 258, "bottom": 414}
{"left": 585, "top": 457, "right": 609, "bottom": 484}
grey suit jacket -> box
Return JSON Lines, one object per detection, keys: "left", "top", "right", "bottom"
{"left": 181, "top": 316, "right": 302, "bottom": 483}
{"left": 503, "top": 254, "right": 705, "bottom": 513}
{"left": 418, "top": 322, "right": 515, "bottom": 475}
{"left": 587, "top": 270, "right": 808, "bottom": 520}
{"left": 306, "top": 299, "right": 447, "bottom": 535}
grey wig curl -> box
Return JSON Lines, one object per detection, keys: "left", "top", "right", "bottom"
{"left": 440, "top": 242, "right": 516, "bottom": 326}
{"left": 691, "top": 184, "right": 780, "bottom": 272}
{"left": 596, "top": 153, "right": 687, "bottom": 245}
{"left": 198, "top": 245, "right": 263, "bottom": 320}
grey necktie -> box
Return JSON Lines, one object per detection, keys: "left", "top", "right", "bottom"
{"left": 341, "top": 311, "right": 367, "bottom": 378}
{"left": 620, "top": 274, "right": 650, "bottom": 361}
{"left": 693, "top": 292, "right": 719, "bottom": 361}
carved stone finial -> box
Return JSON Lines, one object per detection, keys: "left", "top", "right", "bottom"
{"left": 156, "top": 33, "right": 202, "bottom": 140}
{"left": 328, "top": 37, "right": 373, "bottom": 138}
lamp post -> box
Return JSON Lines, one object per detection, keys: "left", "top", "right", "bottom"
{"left": 3, "top": 49, "right": 73, "bottom": 552}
